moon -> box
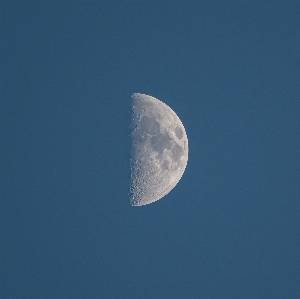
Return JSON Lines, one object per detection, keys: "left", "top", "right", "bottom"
{"left": 130, "top": 93, "right": 188, "bottom": 206}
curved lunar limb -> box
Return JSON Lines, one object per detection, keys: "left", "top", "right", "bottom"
{"left": 130, "top": 93, "right": 188, "bottom": 206}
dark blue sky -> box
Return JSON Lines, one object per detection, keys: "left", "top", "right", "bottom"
{"left": 1, "top": 2, "right": 300, "bottom": 299}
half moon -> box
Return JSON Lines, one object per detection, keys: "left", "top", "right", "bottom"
{"left": 130, "top": 93, "right": 188, "bottom": 206}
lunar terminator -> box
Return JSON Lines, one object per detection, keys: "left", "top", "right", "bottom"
{"left": 130, "top": 93, "right": 188, "bottom": 206}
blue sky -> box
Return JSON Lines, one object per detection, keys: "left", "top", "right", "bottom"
{"left": 1, "top": 2, "right": 300, "bottom": 299}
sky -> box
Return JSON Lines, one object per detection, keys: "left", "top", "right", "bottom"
{"left": 1, "top": 2, "right": 300, "bottom": 299}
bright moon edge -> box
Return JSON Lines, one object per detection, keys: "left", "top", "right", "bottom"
{"left": 130, "top": 93, "right": 188, "bottom": 206}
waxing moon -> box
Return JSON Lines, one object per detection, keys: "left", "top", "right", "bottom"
{"left": 130, "top": 93, "right": 188, "bottom": 206}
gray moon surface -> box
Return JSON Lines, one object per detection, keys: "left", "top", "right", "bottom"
{"left": 130, "top": 93, "right": 188, "bottom": 206}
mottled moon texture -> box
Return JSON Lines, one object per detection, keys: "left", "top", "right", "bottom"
{"left": 130, "top": 93, "right": 188, "bottom": 206}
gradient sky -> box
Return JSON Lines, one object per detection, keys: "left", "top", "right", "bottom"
{"left": 1, "top": 2, "right": 300, "bottom": 299}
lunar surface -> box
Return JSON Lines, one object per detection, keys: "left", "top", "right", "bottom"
{"left": 130, "top": 93, "right": 188, "bottom": 206}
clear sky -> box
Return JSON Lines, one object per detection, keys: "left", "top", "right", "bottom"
{"left": 1, "top": 2, "right": 300, "bottom": 299}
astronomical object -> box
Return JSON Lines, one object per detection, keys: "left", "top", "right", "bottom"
{"left": 130, "top": 93, "right": 188, "bottom": 206}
